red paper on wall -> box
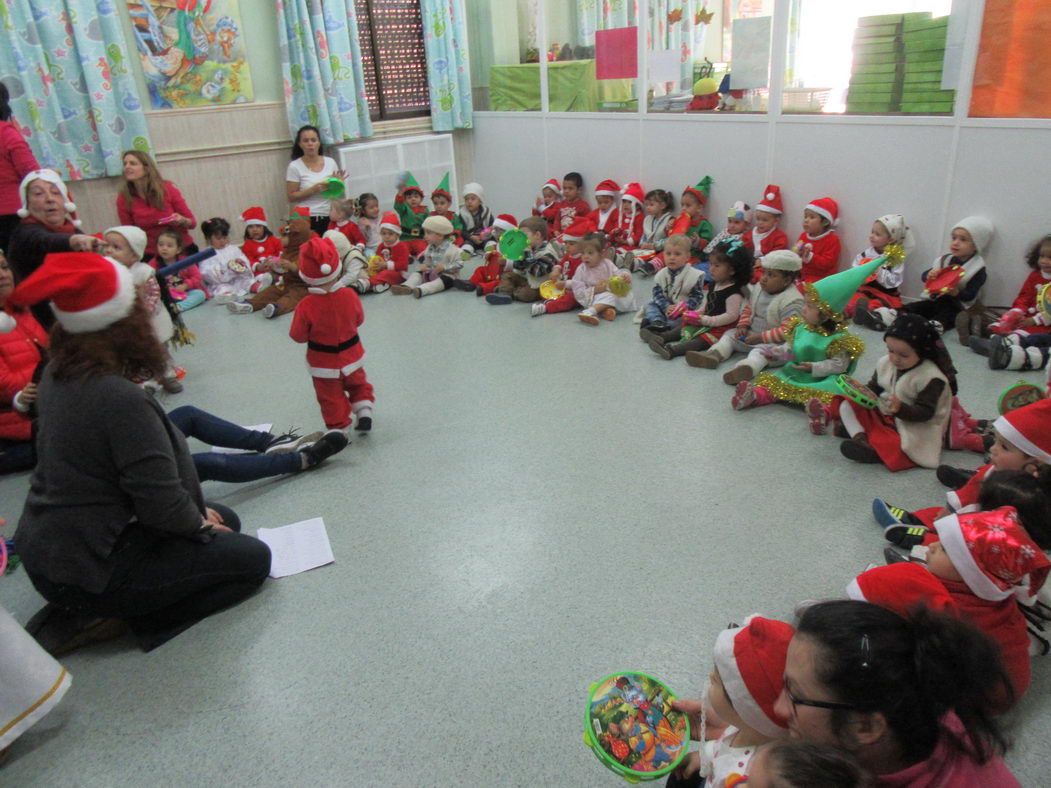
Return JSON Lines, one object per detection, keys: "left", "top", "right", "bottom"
{"left": 595, "top": 27, "right": 638, "bottom": 80}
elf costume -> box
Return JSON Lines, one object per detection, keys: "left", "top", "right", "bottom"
{"left": 428, "top": 173, "right": 465, "bottom": 245}
{"left": 646, "top": 177, "right": 714, "bottom": 275}
{"left": 394, "top": 172, "right": 428, "bottom": 256}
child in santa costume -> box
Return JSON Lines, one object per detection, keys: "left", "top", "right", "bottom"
{"left": 240, "top": 206, "right": 284, "bottom": 270}
{"left": 570, "top": 233, "right": 635, "bottom": 326}
{"left": 972, "top": 235, "right": 1051, "bottom": 372}
{"left": 704, "top": 200, "right": 752, "bottom": 258}
{"left": 669, "top": 615, "right": 793, "bottom": 787}
{"left": 846, "top": 561, "right": 958, "bottom": 618}
{"left": 530, "top": 216, "right": 592, "bottom": 316}
{"left": 794, "top": 197, "right": 842, "bottom": 284}
{"left": 486, "top": 216, "right": 563, "bottom": 305}
{"left": 732, "top": 257, "right": 875, "bottom": 413}
{"left": 684, "top": 249, "right": 804, "bottom": 385}
{"left": 636, "top": 234, "right": 704, "bottom": 335}
{"left": 849, "top": 214, "right": 914, "bottom": 324}
{"left": 459, "top": 215, "right": 517, "bottom": 295}
{"left": 927, "top": 507, "right": 1050, "bottom": 700}
{"left": 198, "top": 217, "right": 255, "bottom": 304}
{"left": 748, "top": 185, "right": 789, "bottom": 272}
{"left": 363, "top": 212, "right": 410, "bottom": 294}
{"left": 229, "top": 208, "right": 313, "bottom": 319}
{"left": 547, "top": 172, "right": 590, "bottom": 236}
{"left": 458, "top": 182, "right": 493, "bottom": 255}
{"left": 393, "top": 172, "right": 428, "bottom": 257}
{"left": 531, "top": 177, "right": 563, "bottom": 236}
{"left": 587, "top": 179, "right": 621, "bottom": 239}
{"left": 290, "top": 236, "right": 374, "bottom": 433}
{"left": 609, "top": 182, "right": 645, "bottom": 262}
{"left": 822, "top": 313, "right": 955, "bottom": 470}
{"left": 643, "top": 178, "right": 715, "bottom": 276}
{"left": 390, "top": 215, "right": 463, "bottom": 298}
{"left": 327, "top": 197, "right": 368, "bottom": 249}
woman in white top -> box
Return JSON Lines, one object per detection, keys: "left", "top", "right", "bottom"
{"left": 284, "top": 125, "right": 347, "bottom": 236}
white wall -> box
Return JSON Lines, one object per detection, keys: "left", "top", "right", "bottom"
{"left": 465, "top": 111, "right": 1051, "bottom": 307}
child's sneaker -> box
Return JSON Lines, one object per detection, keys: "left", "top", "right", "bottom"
{"left": 805, "top": 397, "right": 830, "bottom": 435}
{"left": 685, "top": 350, "right": 720, "bottom": 369}
{"left": 372, "top": 282, "right": 390, "bottom": 294}
{"left": 731, "top": 380, "right": 756, "bottom": 410}
{"left": 160, "top": 375, "right": 183, "bottom": 394}
{"left": 885, "top": 523, "right": 930, "bottom": 548}
{"left": 853, "top": 304, "right": 887, "bottom": 331}
{"left": 356, "top": 416, "right": 372, "bottom": 432}
{"left": 840, "top": 434, "right": 881, "bottom": 463}
{"left": 474, "top": 285, "right": 485, "bottom": 297}
{"left": 936, "top": 464, "right": 975, "bottom": 488}
{"left": 412, "top": 288, "right": 423, "bottom": 299}
{"left": 451, "top": 278, "right": 476, "bottom": 292}
{"left": 265, "top": 430, "right": 323, "bottom": 454}
{"left": 213, "top": 292, "right": 236, "bottom": 305}
{"left": 530, "top": 302, "right": 546, "bottom": 317}
{"left": 597, "top": 305, "right": 616, "bottom": 321}
{"left": 872, "top": 498, "right": 922, "bottom": 528}
{"left": 968, "top": 336, "right": 991, "bottom": 356}
{"left": 254, "top": 273, "right": 274, "bottom": 291}
{"left": 485, "top": 293, "right": 512, "bottom": 305}
{"left": 390, "top": 284, "right": 414, "bottom": 295}
{"left": 578, "top": 308, "right": 599, "bottom": 326}
{"left": 722, "top": 365, "right": 754, "bottom": 385}
{"left": 262, "top": 303, "right": 278, "bottom": 319}
{"left": 227, "top": 301, "right": 254, "bottom": 314}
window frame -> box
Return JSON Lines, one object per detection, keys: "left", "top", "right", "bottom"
{"left": 355, "top": 0, "right": 432, "bottom": 122}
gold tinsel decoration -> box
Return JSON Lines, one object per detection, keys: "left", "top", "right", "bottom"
{"left": 754, "top": 373, "right": 838, "bottom": 405}
{"left": 827, "top": 333, "right": 866, "bottom": 361}
{"left": 802, "top": 283, "right": 847, "bottom": 327}
{"left": 881, "top": 243, "right": 905, "bottom": 268}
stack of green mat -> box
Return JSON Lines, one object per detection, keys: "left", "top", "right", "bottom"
{"left": 900, "top": 14, "right": 955, "bottom": 114}
{"left": 845, "top": 14, "right": 905, "bottom": 114}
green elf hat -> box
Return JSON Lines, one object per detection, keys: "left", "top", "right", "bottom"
{"left": 431, "top": 172, "right": 452, "bottom": 202}
{"left": 805, "top": 254, "right": 887, "bottom": 321}
{"left": 682, "top": 176, "right": 714, "bottom": 205}
{"left": 400, "top": 171, "right": 423, "bottom": 197}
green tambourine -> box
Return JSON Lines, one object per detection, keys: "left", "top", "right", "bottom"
{"left": 584, "top": 672, "right": 689, "bottom": 783}
{"left": 321, "top": 177, "right": 346, "bottom": 199}
{"left": 498, "top": 227, "right": 529, "bottom": 262}
{"left": 835, "top": 374, "right": 880, "bottom": 409}
{"left": 997, "top": 381, "right": 1044, "bottom": 415}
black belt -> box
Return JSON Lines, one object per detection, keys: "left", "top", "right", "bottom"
{"left": 308, "top": 335, "right": 360, "bottom": 353}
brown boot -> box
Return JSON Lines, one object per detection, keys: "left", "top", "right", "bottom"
{"left": 840, "top": 432, "right": 881, "bottom": 464}
{"left": 686, "top": 350, "right": 721, "bottom": 369}
{"left": 722, "top": 365, "right": 755, "bottom": 385}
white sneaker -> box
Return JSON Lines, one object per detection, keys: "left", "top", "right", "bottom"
{"left": 262, "top": 303, "right": 278, "bottom": 319}
{"left": 531, "top": 302, "right": 546, "bottom": 317}
{"left": 254, "top": 273, "right": 274, "bottom": 291}
{"left": 372, "top": 283, "right": 390, "bottom": 294}
{"left": 213, "top": 292, "right": 236, "bottom": 305}
{"left": 226, "top": 301, "right": 254, "bottom": 314}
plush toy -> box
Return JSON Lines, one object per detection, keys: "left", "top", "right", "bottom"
{"left": 717, "top": 73, "right": 746, "bottom": 111}
{"left": 687, "top": 77, "right": 720, "bottom": 111}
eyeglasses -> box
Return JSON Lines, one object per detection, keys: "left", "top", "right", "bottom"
{"left": 785, "top": 687, "right": 856, "bottom": 712}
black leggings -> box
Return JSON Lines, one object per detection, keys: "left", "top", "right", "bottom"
{"left": 27, "top": 502, "right": 271, "bottom": 651}
{"left": 309, "top": 215, "right": 329, "bottom": 236}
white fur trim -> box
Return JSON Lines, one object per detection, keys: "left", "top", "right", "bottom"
{"left": 805, "top": 203, "right": 835, "bottom": 226}
{"left": 0, "top": 312, "right": 16, "bottom": 334}
{"left": 16, "top": 208, "right": 28, "bottom": 218}
{"left": 993, "top": 414, "right": 1051, "bottom": 463}
{"left": 50, "top": 261, "right": 136, "bottom": 333}
{"left": 493, "top": 218, "right": 515, "bottom": 232}
{"left": 308, "top": 354, "right": 366, "bottom": 378}
{"left": 712, "top": 615, "right": 786, "bottom": 738}
{"left": 380, "top": 221, "right": 400, "bottom": 234}
{"left": 462, "top": 182, "right": 484, "bottom": 200}
{"left": 845, "top": 578, "right": 866, "bottom": 602}
{"left": 766, "top": 192, "right": 776, "bottom": 200}
{"left": 935, "top": 514, "right": 1013, "bottom": 602}
{"left": 594, "top": 188, "right": 619, "bottom": 197}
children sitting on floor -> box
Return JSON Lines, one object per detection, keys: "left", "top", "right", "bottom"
{"left": 530, "top": 217, "right": 590, "bottom": 317}
{"left": 588, "top": 179, "right": 621, "bottom": 238}
{"left": 458, "top": 182, "right": 492, "bottom": 255}
{"left": 151, "top": 229, "right": 206, "bottom": 312}
{"left": 486, "top": 216, "right": 562, "bottom": 305}
{"left": 394, "top": 173, "right": 428, "bottom": 257}
{"left": 391, "top": 215, "right": 463, "bottom": 298}
{"left": 362, "top": 212, "right": 410, "bottom": 294}
{"left": 637, "top": 234, "right": 704, "bottom": 337}
{"left": 704, "top": 201, "right": 752, "bottom": 260}
{"left": 198, "top": 216, "right": 254, "bottom": 304}
{"left": 328, "top": 197, "right": 368, "bottom": 249}
{"left": 748, "top": 185, "right": 788, "bottom": 269}
{"left": 794, "top": 197, "right": 842, "bottom": 283}
{"left": 849, "top": 214, "right": 914, "bottom": 325}
{"left": 627, "top": 188, "right": 674, "bottom": 273}
{"left": 568, "top": 233, "right": 635, "bottom": 326}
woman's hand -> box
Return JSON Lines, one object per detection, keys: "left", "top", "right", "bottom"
{"left": 69, "top": 234, "right": 100, "bottom": 252}
{"left": 167, "top": 213, "right": 190, "bottom": 227}
{"left": 15, "top": 383, "right": 38, "bottom": 408}
{"left": 334, "top": 168, "right": 347, "bottom": 181}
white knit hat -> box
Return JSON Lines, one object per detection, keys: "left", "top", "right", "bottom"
{"left": 17, "top": 169, "right": 82, "bottom": 228}
{"left": 953, "top": 216, "right": 994, "bottom": 255}
{"left": 761, "top": 249, "right": 802, "bottom": 272}
{"left": 462, "top": 182, "right": 484, "bottom": 200}
{"left": 105, "top": 225, "right": 148, "bottom": 260}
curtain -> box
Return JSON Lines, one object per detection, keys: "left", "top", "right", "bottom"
{"left": 0, "top": 0, "right": 152, "bottom": 180}
{"left": 783, "top": 0, "right": 804, "bottom": 87}
{"left": 420, "top": 0, "right": 473, "bottom": 130}
{"left": 277, "top": 0, "right": 372, "bottom": 142}
{"left": 970, "top": 0, "right": 1051, "bottom": 118}
{"left": 578, "top": 0, "right": 634, "bottom": 45}
{"left": 647, "top": 1, "right": 710, "bottom": 91}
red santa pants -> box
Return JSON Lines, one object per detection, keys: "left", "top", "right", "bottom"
{"left": 312, "top": 368, "right": 375, "bottom": 430}
{"left": 834, "top": 396, "right": 916, "bottom": 472}
{"left": 370, "top": 270, "right": 406, "bottom": 287}
{"left": 541, "top": 290, "right": 579, "bottom": 314}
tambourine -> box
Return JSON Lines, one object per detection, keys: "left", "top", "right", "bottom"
{"left": 997, "top": 381, "right": 1045, "bottom": 415}
{"left": 608, "top": 276, "right": 632, "bottom": 297}
{"left": 366, "top": 255, "right": 385, "bottom": 276}
{"left": 499, "top": 228, "right": 529, "bottom": 262}
{"left": 1038, "top": 282, "right": 1051, "bottom": 321}
{"left": 922, "top": 264, "right": 964, "bottom": 297}
{"left": 584, "top": 672, "right": 689, "bottom": 782}
{"left": 321, "top": 177, "right": 345, "bottom": 199}
{"left": 538, "top": 280, "right": 562, "bottom": 300}
{"left": 835, "top": 374, "right": 880, "bottom": 409}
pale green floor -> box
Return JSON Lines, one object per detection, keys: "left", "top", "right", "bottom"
{"left": 1, "top": 290, "right": 1048, "bottom": 786}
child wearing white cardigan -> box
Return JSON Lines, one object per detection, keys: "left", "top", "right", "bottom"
{"left": 571, "top": 233, "right": 636, "bottom": 325}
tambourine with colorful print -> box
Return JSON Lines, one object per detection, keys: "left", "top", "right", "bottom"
{"left": 997, "top": 381, "right": 1045, "bottom": 415}
{"left": 835, "top": 374, "right": 880, "bottom": 409}
{"left": 584, "top": 672, "right": 689, "bottom": 782}
{"left": 922, "top": 264, "right": 964, "bottom": 298}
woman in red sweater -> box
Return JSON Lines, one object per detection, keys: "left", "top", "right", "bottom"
{"left": 0, "top": 84, "right": 40, "bottom": 254}
{"left": 0, "top": 252, "right": 46, "bottom": 473}
{"left": 115, "top": 150, "right": 197, "bottom": 258}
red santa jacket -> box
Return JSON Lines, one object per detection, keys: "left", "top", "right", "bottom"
{"left": 241, "top": 235, "right": 283, "bottom": 270}
{"left": 795, "top": 230, "right": 842, "bottom": 283}
{"left": 609, "top": 211, "right": 644, "bottom": 248}
{"left": 554, "top": 252, "right": 583, "bottom": 280}
{"left": 328, "top": 219, "right": 367, "bottom": 248}
{"left": 469, "top": 251, "right": 506, "bottom": 286}
{"left": 376, "top": 240, "right": 410, "bottom": 272}
{"left": 588, "top": 207, "right": 620, "bottom": 238}
{"left": 993, "top": 269, "right": 1051, "bottom": 335}
{"left": 542, "top": 198, "right": 590, "bottom": 235}
{"left": 747, "top": 227, "right": 789, "bottom": 260}
{"left": 0, "top": 307, "right": 47, "bottom": 441}
{"left": 290, "top": 287, "right": 366, "bottom": 378}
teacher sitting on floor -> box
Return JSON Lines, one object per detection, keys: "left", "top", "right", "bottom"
{"left": 6, "top": 252, "right": 271, "bottom": 655}
{"left": 116, "top": 150, "right": 197, "bottom": 259}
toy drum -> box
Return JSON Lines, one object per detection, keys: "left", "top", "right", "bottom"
{"left": 835, "top": 375, "right": 880, "bottom": 409}
{"left": 498, "top": 228, "right": 529, "bottom": 262}
{"left": 321, "top": 177, "right": 346, "bottom": 199}
{"left": 997, "top": 381, "right": 1045, "bottom": 415}
{"left": 538, "top": 280, "right": 561, "bottom": 300}
{"left": 584, "top": 672, "right": 689, "bottom": 783}
{"left": 922, "top": 264, "right": 964, "bottom": 298}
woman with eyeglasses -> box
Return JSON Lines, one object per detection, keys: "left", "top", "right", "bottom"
{"left": 773, "top": 600, "right": 1019, "bottom": 786}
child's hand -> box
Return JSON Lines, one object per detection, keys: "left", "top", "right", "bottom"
{"left": 534, "top": 197, "right": 542, "bottom": 209}
{"left": 926, "top": 267, "right": 943, "bottom": 281}
{"left": 15, "top": 383, "right": 38, "bottom": 408}
{"left": 889, "top": 393, "right": 902, "bottom": 413}
{"left": 665, "top": 305, "right": 677, "bottom": 317}
{"left": 735, "top": 325, "right": 749, "bottom": 338}
{"left": 745, "top": 333, "right": 764, "bottom": 345}
{"left": 791, "top": 361, "right": 814, "bottom": 372}
{"left": 640, "top": 242, "right": 654, "bottom": 250}
{"left": 554, "top": 280, "right": 566, "bottom": 291}
{"left": 433, "top": 264, "right": 445, "bottom": 275}
{"left": 594, "top": 281, "right": 608, "bottom": 294}
{"left": 419, "top": 264, "right": 431, "bottom": 273}
{"left": 1020, "top": 316, "right": 1038, "bottom": 327}
{"left": 948, "top": 287, "right": 961, "bottom": 297}
{"left": 620, "top": 271, "right": 632, "bottom": 283}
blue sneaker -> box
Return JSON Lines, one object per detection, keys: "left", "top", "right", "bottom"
{"left": 485, "top": 293, "right": 512, "bottom": 305}
{"left": 872, "top": 498, "right": 920, "bottom": 528}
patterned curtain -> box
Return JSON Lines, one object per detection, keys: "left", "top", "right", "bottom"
{"left": 0, "top": 0, "right": 152, "bottom": 180}
{"left": 648, "top": 1, "right": 711, "bottom": 90}
{"left": 577, "top": 0, "right": 635, "bottom": 45}
{"left": 420, "top": 0, "right": 473, "bottom": 130}
{"left": 277, "top": 0, "right": 372, "bottom": 142}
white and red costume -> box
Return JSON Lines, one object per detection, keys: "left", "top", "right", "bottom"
{"left": 989, "top": 269, "right": 1051, "bottom": 336}
{"left": 0, "top": 307, "right": 46, "bottom": 443}
{"left": 794, "top": 230, "right": 842, "bottom": 283}
{"left": 368, "top": 213, "right": 410, "bottom": 287}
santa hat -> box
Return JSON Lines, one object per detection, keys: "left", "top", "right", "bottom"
{"left": 561, "top": 216, "right": 595, "bottom": 241}
{"left": 288, "top": 206, "right": 311, "bottom": 225}
{"left": 16, "top": 169, "right": 82, "bottom": 229}
{"left": 431, "top": 172, "right": 452, "bottom": 202}
{"left": 876, "top": 214, "right": 915, "bottom": 255}
{"left": 993, "top": 399, "right": 1051, "bottom": 463}
{"left": 713, "top": 615, "right": 794, "bottom": 738}
{"left": 422, "top": 214, "right": 454, "bottom": 236}
{"left": 298, "top": 236, "right": 343, "bottom": 286}
{"left": 727, "top": 201, "right": 753, "bottom": 223}
{"left": 379, "top": 211, "right": 401, "bottom": 234}
{"left": 105, "top": 225, "right": 147, "bottom": 260}
{"left": 953, "top": 216, "right": 995, "bottom": 255}
{"left": 593, "top": 179, "right": 621, "bottom": 199}
{"left": 846, "top": 563, "right": 957, "bottom": 617}
{"left": 682, "top": 176, "right": 714, "bottom": 205}
{"left": 761, "top": 250, "right": 802, "bottom": 272}
{"left": 755, "top": 185, "right": 783, "bottom": 215}
{"left": 934, "top": 507, "right": 1051, "bottom": 603}
{"left": 540, "top": 178, "right": 562, "bottom": 196}
{"left": 462, "top": 182, "right": 484, "bottom": 201}
{"left": 621, "top": 182, "right": 645, "bottom": 207}
{"left": 5, "top": 252, "right": 135, "bottom": 334}
{"left": 805, "top": 197, "right": 839, "bottom": 227}
{"left": 493, "top": 214, "right": 517, "bottom": 232}
{"left": 241, "top": 206, "right": 268, "bottom": 226}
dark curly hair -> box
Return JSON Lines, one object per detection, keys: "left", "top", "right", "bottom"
{"left": 1024, "top": 234, "right": 1051, "bottom": 271}
{"left": 291, "top": 125, "right": 325, "bottom": 160}
{"left": 710, "top": 239, "right": 754, "bottom": 289}
{"left": 49, "top": 299, "right": 168, "bottom": 382}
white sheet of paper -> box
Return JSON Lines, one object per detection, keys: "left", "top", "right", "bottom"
{"left": 256, "top": 517, "right": 334, "bottom": 579}
{"left": 211, "top": 424, "right": 273, "bottom": 454}
{"left": 649, "top": 49, "right": 681, "bottom": 84}
{"left": 730, "top": 17, "right": 772, "bottom": 90}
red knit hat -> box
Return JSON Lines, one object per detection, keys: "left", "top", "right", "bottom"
{"left": 846, "top": 563, "right": 957, "bottom": 617}
{"left": 541, "top": 178, "right": 562, "bottom": 196}
{"left": 805, "top": 197, "right": 839, "bottom": 227}
{"left": 16, "top": 169, "right": 82, "bottom": 229}
{"left": 492, "top": 214, "right": 518, "bottom": 232}
{"left": 594, "top": 179, "right": 621, "bottom": 199}
{"left": 934, "top": 507, "right": 1051, "bottom": 603}
{"left": 755, "top": 185, "right": 783, "bottom": 215}
{"left": 561, "top": 216, "right": 595, "bottom": 241}
{"left": 713, "top": 615, "right": 794, "bottom": 738}
{"left": 298, "top": 236, "right": 343, "bottom": 286}
{"left": 621, "top": 182, "right": 645, "bottom": 207}
{"left": 6, "top": 252, "right": 135, "bottom": 334}
{"left": 241, "top": 206, "right": 268, "bottom": 226}
{"left": 379, "top": 211, "right": 401, "bottom": 234}
{"left": 992, "top": 399, "right": 1051, "bottom": 463}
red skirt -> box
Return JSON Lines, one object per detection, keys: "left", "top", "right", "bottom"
{"left": 834, "top": 396, "right": 916, "bottom": 472}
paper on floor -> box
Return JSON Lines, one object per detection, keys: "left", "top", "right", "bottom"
{"left": 256, "top": 517, "right": 334, "bottom": 578}
{"left": 211, "top": 424, "right": 273, "bottom": 454}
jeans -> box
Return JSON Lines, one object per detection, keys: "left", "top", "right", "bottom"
{"left": 27, "top": 503, "right": 271, "bottom": 651}
{"left": 167, "top": 406, "right": 301, "bottom": 483}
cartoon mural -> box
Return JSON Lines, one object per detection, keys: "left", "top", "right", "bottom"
{"left": 126, "top": 0, "right": 254, "bottom": 108}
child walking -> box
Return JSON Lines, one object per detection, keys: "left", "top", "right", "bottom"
{"left": 747, "top": 185, "right": 788, "bottom": 267}
{"left": 569, "top": 233, "right": 636, "bottom": 325}
{"left": 151, "top": 229, "right": 206, "bottom": 312}
{"left": 794, "top": 197, "right": 841, "bottom": 283}
{"left": 850, "top": 214, "right": 914, "bottom": 325}
{"left": 290, "top": 236, "right": 375, "bottom": 433}
{"left": 198, "top": 217, "right": 254, "bottom": 304}
{"left": 390, "top": 215, "right": 463, "bottom": 298}
{"left": 637, "top": 234, "right": 704, "bottom": 335}
{"left": 824, "top": 314, "right": 955, "bottom": 470}
{"left": 685, "top": 249, "right": 804, "bottom": 384}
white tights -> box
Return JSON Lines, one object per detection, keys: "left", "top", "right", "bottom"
{"left": 838, "top": 400, "right": 864, "bottom": 438}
